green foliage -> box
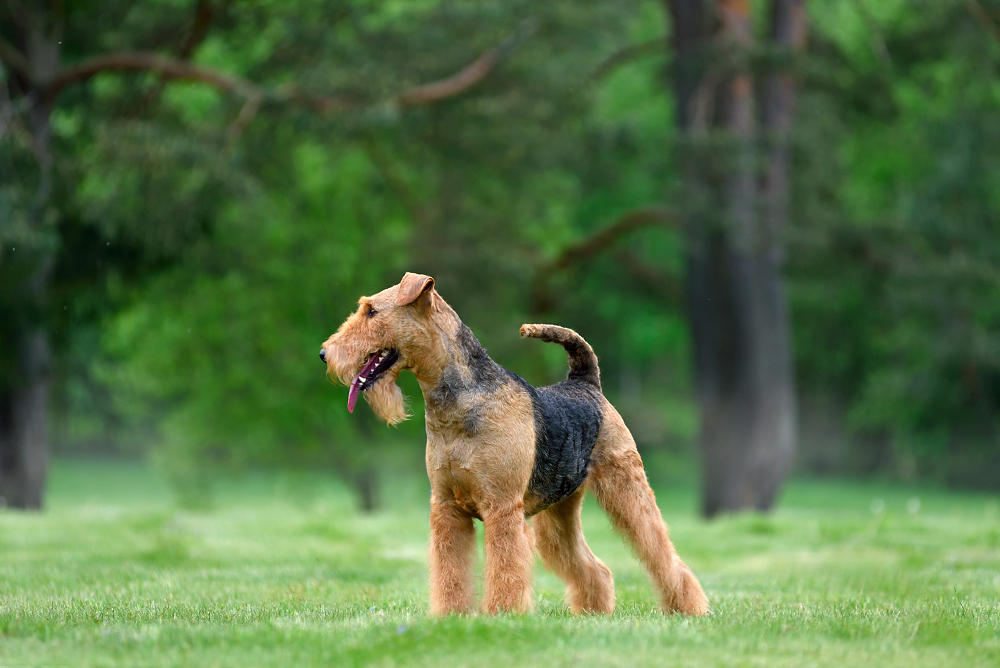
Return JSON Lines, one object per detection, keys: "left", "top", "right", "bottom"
{"left": 42, "top": 0, "right": 696, "bottom": 502}
{"left": 97, "top": 142, "right": 420, "bottom": 489}
{"left": 1, "top": 460, "right": 998, "bottom": 666}
{"left": 4, "top": 0, "right": 999, "bottom": 501}
{"left": 791, "top": 0, "right": 1000, "bottom": 482}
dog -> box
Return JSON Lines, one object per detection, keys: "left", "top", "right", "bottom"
{"left": 320, "top": 272, "right": 708, "bottom": 616}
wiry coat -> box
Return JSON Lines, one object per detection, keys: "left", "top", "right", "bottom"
{"left": 321, "top": 272, "right": 708, "bottom": 616}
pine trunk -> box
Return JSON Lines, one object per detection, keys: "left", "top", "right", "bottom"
{"left": 667, "top": 0, "right": 804, "bottom": 517}
{"left": 0, "top": 325, "right": 52, "bottom": 509}
{"left": 0, "top": 26, "right": 58, "bottom": 510}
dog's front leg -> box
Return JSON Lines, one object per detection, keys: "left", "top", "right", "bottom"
{"left": 428, "top": 494, "right": 476, "bottom": 615}
{"left": 481, "top": 500, "right": 534, "bottom": 614}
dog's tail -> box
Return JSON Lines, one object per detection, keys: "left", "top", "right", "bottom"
{"left": 520, "top": 324, "right": 601, "bottom": 389}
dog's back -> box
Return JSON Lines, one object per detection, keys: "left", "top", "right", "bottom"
{"left": 514, "top": 324, "right": 607, "bottom": 511}
{"left": 520, "top": 379, "right": 603, "bottom": 511}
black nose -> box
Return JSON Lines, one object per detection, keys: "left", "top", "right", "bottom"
{"left": 319, "top": 348, "right": 326, "bottom": 363}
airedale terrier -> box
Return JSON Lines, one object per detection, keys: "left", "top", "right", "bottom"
{"left": 320, "top": 272, "right": 708, "bottom": 616}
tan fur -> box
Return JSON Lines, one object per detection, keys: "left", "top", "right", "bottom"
{"left": 321, "top": 277, "right": 439, "bottom": 425}
{"left": 520, "top": 323, "right": 601, "bottom": 387}
{"left": 587, "top": 406, "right": 709, "bottom": 615}
{"left": 321, "top": 272, "right": 708, "bottom": 616}
{"left": 428, "top": 494, "right": 476, "bottom": 614}
{"left": 425, "top": 379, "right": 537, "bottom": 613}
{"left": 533, "top": 487, "right": 615, "bottom": 614}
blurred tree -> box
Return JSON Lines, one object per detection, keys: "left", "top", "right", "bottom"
{"left": 0, "top": 0, "right": 535, "bottom": 508}
{"left": 664, "top": 0, "right": 806, "bottom": 516}
{"left": 4, "top": 0, "right": 998, "bottom": 514}
{"left": 790, "top": 0, "right": 1000, "bottom": 487}
{"left": 95, "top": 0, "right": 640, "bottom": 509}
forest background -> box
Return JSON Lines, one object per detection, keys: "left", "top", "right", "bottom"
{"left": 2, "top": 0, "right": 999, "bottom": 515}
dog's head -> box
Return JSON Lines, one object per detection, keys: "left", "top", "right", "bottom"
{"left": 320, "top": 272, "right": 441, "bottom": 425}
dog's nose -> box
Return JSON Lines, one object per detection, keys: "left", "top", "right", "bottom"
{"left": 319, "top": 348, "right": 327, "bottom": 363}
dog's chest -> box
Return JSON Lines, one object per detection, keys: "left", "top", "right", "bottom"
{"left": 423, "top": 376, "right": 537, "bottom": 506}
{"left": 425, "top": 431, "right": 478, "bottom": 471}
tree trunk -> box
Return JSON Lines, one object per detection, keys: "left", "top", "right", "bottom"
{"left": 0, "top": 324, "right": 52, "bottom": 509}
{"left": 346, "top": 411, "right": 381, "bottom": 513}
{"left": 751, "top": 0, "right": 805, "bottom": 507}
{"left": 353, "top": 466, "right": 381, "bottom": 514}
{"left": 0, "top": 23, "right": 58, "bottom": 510}
{"left": 667, "top": 0, "right": 803, "bottom": 517}
{"left": 0, "top": 254, "right": 54, "bottom": 510}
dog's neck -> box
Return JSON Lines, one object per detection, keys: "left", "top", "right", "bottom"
{"left": 409, "top": 304, "right": 503, "bottom": 421}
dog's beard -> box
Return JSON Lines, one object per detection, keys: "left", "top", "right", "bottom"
{"left": 364, "top": 369, "right": 410, "bottom": 426}
{"left": 327, "top": 349, "right": 409, "bottom": 426}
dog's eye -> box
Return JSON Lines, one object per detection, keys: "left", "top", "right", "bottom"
{"left": 367, "top": 307, "right": 377, "bottom": 318}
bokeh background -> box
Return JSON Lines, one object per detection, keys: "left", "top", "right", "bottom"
{"left": 2, "top": 0, "right": 999, "bottom": 516}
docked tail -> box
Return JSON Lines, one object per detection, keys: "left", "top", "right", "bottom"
{"left": 520, "top": 324, "right": 601, "bottom": 389}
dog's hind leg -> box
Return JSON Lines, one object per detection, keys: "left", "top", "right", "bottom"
{"left": 428, "top": 495, "right": 476, "bottom": 615}
{"left": 533, "top": 487, "right": 615, "bottom": 614}
{"left": 588, "top": 414, "right": 709, "bottom": 615}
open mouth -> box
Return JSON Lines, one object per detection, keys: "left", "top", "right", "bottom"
{"left": 348, "top": 349, "right": 400, "bottom": 413}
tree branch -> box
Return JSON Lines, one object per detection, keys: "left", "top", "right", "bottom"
{"left": 850, "top": 0, "right": 891, "bottom": 70}
{"left": 41, "top": 18, "right": 537, "bottom": 116}
{"left": 590, "top": 38, "right": 666, "bottom": 81}
{"left": 44, "top": 51, "right": 262, "bottom": 99}
{"left": 965, "top": 0, "right": 1000, "bottom": 45}
{"left": 531, "top": 207, "right": 678, "bottom": 314}
{"left": 613, "top": 248, "right": 684, "bottom": 302}
{"left": 141, "top": 1, "right": 231, "bottom": 114}
{"left": 396, "top": 18, "right": 537, "bottom": 106}
{"left": 0, "top": 33, "right": 31, "bottom": 79}
{"left": 223, "top": 91, "right": 264, "bottom": 147}
{"left": 549, "top": 207, "right": 677, "bottom": 272}
{"left": 178, "top": 0, "right": 221, "bottom": 60}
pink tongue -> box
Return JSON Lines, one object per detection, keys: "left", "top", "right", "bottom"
{"left": 347, "top": 352, "right": 384, "bottom": 414}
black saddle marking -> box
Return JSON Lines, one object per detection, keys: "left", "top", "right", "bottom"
{"left": 520, "top": 379, "right": 603, "bottom": 512}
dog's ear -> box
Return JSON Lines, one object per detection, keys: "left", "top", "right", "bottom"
{"left": 397, "top": 272, "right": 435, "bottom": 307}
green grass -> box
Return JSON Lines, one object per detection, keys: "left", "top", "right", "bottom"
{"left": 1, "top": 460, "right": 999, "bottom": 667}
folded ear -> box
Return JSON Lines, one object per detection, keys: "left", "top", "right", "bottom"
{"left": 396, "top": 272, "right": 435, "bottom": 307}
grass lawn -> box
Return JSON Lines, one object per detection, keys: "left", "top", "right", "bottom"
{"left": 1, "top": 459, "right": 998, "bottom": 667}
